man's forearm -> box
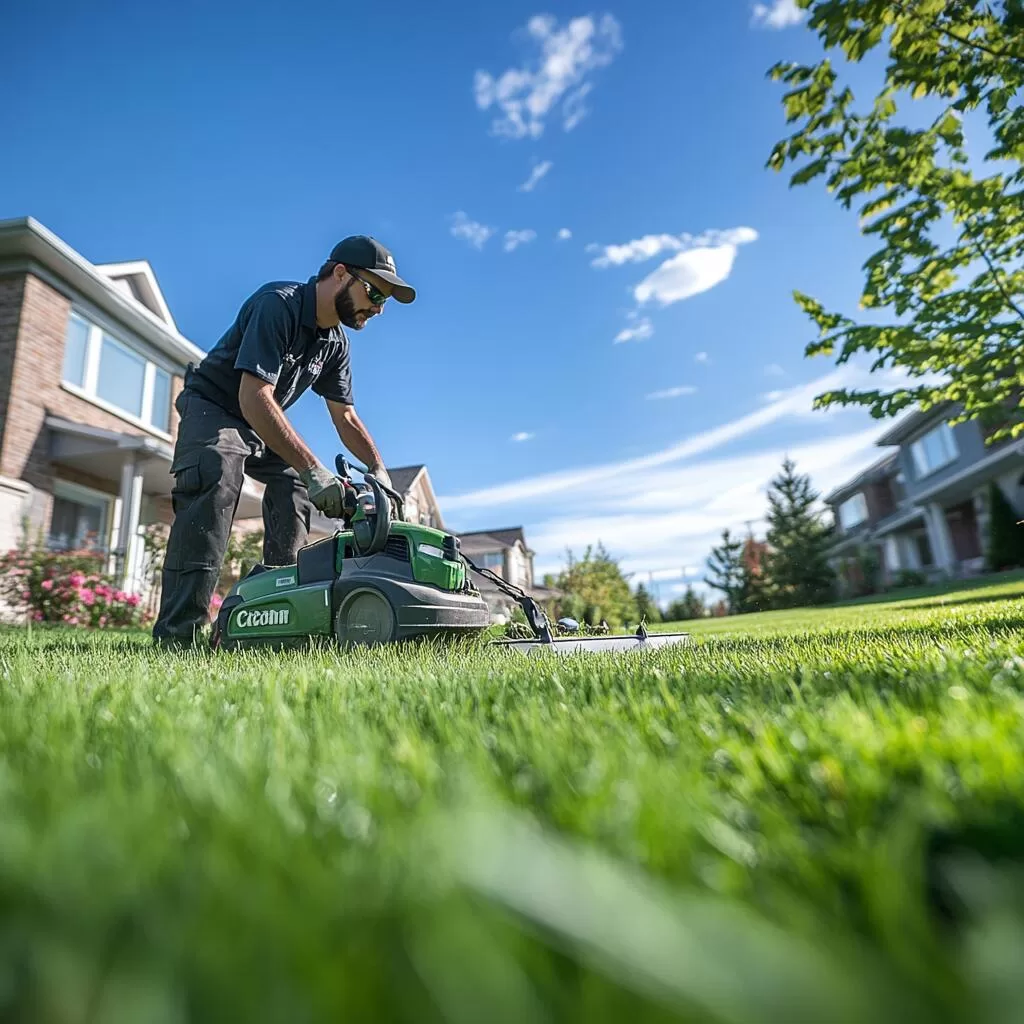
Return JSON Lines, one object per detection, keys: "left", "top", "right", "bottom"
{"left": 337, "top": 413, "right": 384, "bottom": 470}
{"left": 239, "top": 384, "right": 318, "bottom": 472}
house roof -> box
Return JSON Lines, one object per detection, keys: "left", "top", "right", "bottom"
{"left": 456, "top": 527, "right": 527, "bottom": 549}
{"left": 823, "top": 452, "right": 900, "bottom": 505}
{"left": 386, "top": 465, "right": 425, "bottom": 495}
{"left": 875, "top": 402, "right": 957, "bottom": 447}
{"left": 0, "top": 217, "right": 204, "bottom": 370}
{"left": 95, "top": 260, "right": 179, "bottom": 331}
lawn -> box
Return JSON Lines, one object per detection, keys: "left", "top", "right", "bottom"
{"left": 1, "top": 579, "right": 1023, "bottom": 1022}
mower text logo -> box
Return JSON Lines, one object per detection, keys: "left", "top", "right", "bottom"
{"left": 235, "top": 607, "right": 290, "bottom": 629}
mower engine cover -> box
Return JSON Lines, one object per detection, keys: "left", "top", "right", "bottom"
{"left": 212, "top": 520, "right": 492, "bottom": 651}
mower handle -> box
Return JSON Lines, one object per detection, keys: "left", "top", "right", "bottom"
{"left": 335, "top": 455, "right": 405, "bottom": 521}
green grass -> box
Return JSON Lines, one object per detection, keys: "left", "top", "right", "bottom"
{"left": 2, "top": 581, "right": 1024, "bottom": 1022}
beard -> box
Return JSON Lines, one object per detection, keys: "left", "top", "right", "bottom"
{"left": 334, "top": 282, "right": 368, "bottom": 329}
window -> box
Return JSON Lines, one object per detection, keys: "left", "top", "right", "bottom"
{"left": 150, "top": 367, "right": 172, "bottom": 433}
{"left": 97, "top": 334, "right": 146, "bottom": 418}
{"left": 61, "top": 310, "right": 174, "bottom": 434}
{"left": 479, "top": 551, "right": 504, "bottom": 570}
{"left": 838, "top": 492, "right": 868, "bottom": 531}
{"left": 48, "top": 482, "right": 111, "bottom": 552}
{"left": 62, "top": 313, "right": 90, "bottom": 387}
{"left": 910, "top": 423, "right": 958, "bottom": 478}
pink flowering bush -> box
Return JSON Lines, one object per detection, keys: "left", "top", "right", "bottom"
{"left": 0, "top": 546, "right": 147, "bottom": 629}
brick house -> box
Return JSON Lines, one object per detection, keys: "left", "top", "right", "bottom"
{"left": 0, "top": 217, "right": 263, "bottom": 594}
{"left": 455, "top": 527, "right": 555, "bottom": 620}
{"left": 824, "top": 403, "right": 1024, "bottom": 593}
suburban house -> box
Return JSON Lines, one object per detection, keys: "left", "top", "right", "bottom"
{"left": 455, "top": 527, "right": 553, "bottom": 620}
{"left": 0, "top": 216, "right": 546, "bottom": 622}
{"left": 824, "top": 403, "right": 1024, "bottom": 593}
{"left": 0, "top": 216, "right": 266, "bottom": 595}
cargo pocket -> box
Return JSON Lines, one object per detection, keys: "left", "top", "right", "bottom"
{"left": 171, "top": 451, "right": 202, "bottom": 498}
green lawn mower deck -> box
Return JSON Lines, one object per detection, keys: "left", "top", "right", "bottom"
{"left": 212, "top": 457, "right": 691, "bottom": 655}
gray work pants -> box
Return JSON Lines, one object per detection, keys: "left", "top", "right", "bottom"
{"left": 152, "top": 389, "right": 312, "bottom": 646}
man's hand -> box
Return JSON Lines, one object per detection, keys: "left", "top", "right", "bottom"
{"left": 299, "top": 464, "right": 351, "bottom": 519}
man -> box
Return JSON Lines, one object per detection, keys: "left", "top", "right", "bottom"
{"left": 152, "top": 235, "right": 416, "bottom": 649}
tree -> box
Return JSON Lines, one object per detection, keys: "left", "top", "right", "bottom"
{"left": 545, "top": 543, "right": 638, "bottom": 629}
{"left": 634, "top": 582, "right": 662, "bottom": 623}
{"left": 665, "top": 586, "right": 707, "bottom": 622}
{"left": 986, "top": 480, "right": 1024, "bottom": 570}
{"left": 768, "top": 0, "right": 1024, "bottom": 441}
{"left": 764, "top": 457, "right": 837, "bottom": 608}
{"left": 705, "top": 529, "right": 759, "bottom": 614}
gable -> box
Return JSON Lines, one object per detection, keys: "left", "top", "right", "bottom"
{"left": 95, "top": 260, "right": 178, "bottom": 331}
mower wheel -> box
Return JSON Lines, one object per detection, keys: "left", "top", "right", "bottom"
{"left": 334, "top": 588, "right": 397, "bottom": 647}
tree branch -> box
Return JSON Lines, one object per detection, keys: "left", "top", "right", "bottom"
{"left": 970, "top": 227, "right": 1024, "bottom": 324}
{"left": 890, "top": 0, "right": 1024, "bottom": 67}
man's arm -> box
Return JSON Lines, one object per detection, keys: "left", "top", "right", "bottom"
{"left": 326, "top": 400, "right": 386, "bottom": 475}
{"left": 238, "top": 373, "right": 318, "bottom": 471}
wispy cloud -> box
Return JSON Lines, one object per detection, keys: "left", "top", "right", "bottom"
{"left": 518, "top": 160, "right": 553, "bottom": 192}
{"left": 589, "top": 227, "right": 758, "bottom": 269}
{"left": 450, "top": 212, "right": 495, "bottom": 250}
{"left": 504, "top": 229, "right": 538, "bottom": 252}
{"left": 511, "top": 431, "right": 535, "bottom": 442}
{"left": 556, "top": 228, "right": 573, "bottom": 241}
{"left": 439, "top": 369, "right": 868, "bottom": 513}
{"left": 764, "top": 363, "right": 785, "bottom": 377}
{"left": 695, "top": 352, "right": 709, "bottom": 364}
{"left": 751, "top": 0, "right": 806, "bottom": 29}
{"left": 646, "top": 385, "right": 697, "bottom": 400}
{"left": 762, "top": 389, "right": 786, "bottom": 402}
{"left": 474, "top": 14, "right": 623, "bottom": 138}
{"left": 613, "top": 318, "right": 654, "bottom": 344}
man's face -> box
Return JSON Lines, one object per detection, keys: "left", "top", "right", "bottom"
{"left": 333, "top": 267, "right": 390, "bottom": 330}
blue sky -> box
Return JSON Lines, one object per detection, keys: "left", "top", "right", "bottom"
{"left": 2, "top": 0, "right": 899, "bottom": 600}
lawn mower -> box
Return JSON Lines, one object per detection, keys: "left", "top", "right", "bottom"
{"left": 210, "top": 458, "right": 690, "bottom": 655}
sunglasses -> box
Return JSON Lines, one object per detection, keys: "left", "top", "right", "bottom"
{"left": 348, "top": 268, "right": 388, "bottom": 306}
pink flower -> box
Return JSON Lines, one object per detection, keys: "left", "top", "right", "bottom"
{"left": 32, "top": 611, "right": 43, "bottom": 622}
{"left": 79, "top": 588, "right": 95, "bottom": 606}
{"left": 41, "top": 579, "right": 53, "bottom": 591}
{"left": 69, "top": 573, "right": 85, "bottom": 587}
{"left": 128, "top": 594, "right": 141, "bottom": 607}
{"left": 99, "top": 616, "right": 107, "bottom": 627}
{"left": 21, "top": 590, "right": 30, "bottom": 601}
{"left": 64, "top": 615, "right": 79, "bottom": 626}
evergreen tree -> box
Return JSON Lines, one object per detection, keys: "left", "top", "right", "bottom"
{"left": 705, "top": 529, "right": 749, "bottom": 614}
{"left": 634, "top": 582, "right": 662, "bottom": 624}
{"left": 665, "top": 586, "right": 706, "bottom": 622}
{"left": 986, "top": 481, "right": 1024, "bottom": 571}
{"left": 764, "top": 457, "right": 836, "bottom": 609}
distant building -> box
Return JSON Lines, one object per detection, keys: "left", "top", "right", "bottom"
{"left": 824, "top": 402, "right": 1024, "bottom": 593}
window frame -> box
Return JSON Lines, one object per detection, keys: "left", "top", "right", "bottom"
{"left": 48, "top": 479, "right": 114, "bottom": 553}
{"left": 61, "top": 309, "right": 175, "bottom": 440}
{"left": 838, "top": 491, "right": 869, "bottom": 531}
{"left": 909, "top": 423, "right": 959, "bottom": 479}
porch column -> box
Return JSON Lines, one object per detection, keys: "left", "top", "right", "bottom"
{"left": 925, "top": 502, "right": 956, "bottom": 574}
{"left": 116, "top": 456, "right": 145, "bottom": 594}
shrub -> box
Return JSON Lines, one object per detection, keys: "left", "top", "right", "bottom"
{"left": 0, "top": 546, "right": 146, "bottom": 628}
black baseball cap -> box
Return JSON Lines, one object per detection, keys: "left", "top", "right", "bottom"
{"left": 329, "top": 235, "right": 416, "bottom": 304}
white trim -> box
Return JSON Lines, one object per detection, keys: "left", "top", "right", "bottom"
{"left": 914, "top": 440, "right": 1024, "bottom": 503}
{"left": 94, "top": 260, "right": 179, "bottom": 331}
{"left": 141, "top": 361, "right": 156, "bottom": 425}
{"left": 82, "top": 320, "right": 102, "bottom": 394}
{"left": 60, "top": 381, "right": 173, "bottom": 443}
{"left": 0, "top": 217, "right": 203, "bottom": 366}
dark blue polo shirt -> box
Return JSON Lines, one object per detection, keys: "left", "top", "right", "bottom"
{"left": 185, "top": 277, "right": 353, "bottom": 422}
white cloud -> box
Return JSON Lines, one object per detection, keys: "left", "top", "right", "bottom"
{"left": 450, "top": 212, "right": 495, "bottom": 250}
{"left": 556, "top": 227, "right": 573, "bottom": 241}
{"left": 695, "top": 351, "right": 709, "bottom": 364}
{"left": 646, "top": 385, "right": 697, "bottom": 400}
{"left": 634, "top": 246, "right": 739, "bottom": 306}
{"left": 764, "top": 363, "right": 785, "bottom": 377}
{"left": 613, "top": 318, "right": 654, "bottom": 344}
{"left": 474, "top": 14, "right": 623, "bottom": 138}
{"left": 517, "top": 160, "right": 553, "bottom": 192}
{"left": 762, "top": 389, "right": 786, "bottom": 402}
{"left": 511, "top": 431, "right": 535, "bottom": 442}
{"left": 504, "top": 229, "right": 538, "bottom": 252}
{"left": 751, "top": 0, "right": 806, "bottom": 29}
{"left": 589, "top": 227, "right": 758, "bottom": 269}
